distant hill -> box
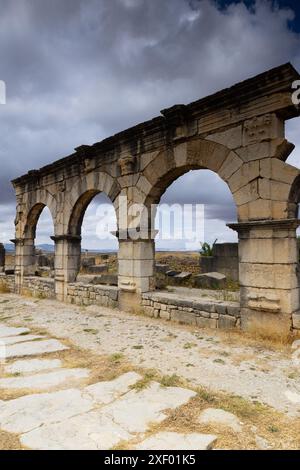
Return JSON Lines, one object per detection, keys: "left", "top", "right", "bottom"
{"left": 3, "top": 243, "right": 55, "bottom": 253}
{"left": 4, "top": 243, "right": 14, "bottom": 252}
{"left": 3, "top": 244, "right": 190, "bottom": 254}
{"left": 3, "top": 243, "right": 118, "bottom": 254}
{"left": 36, "top": 244, "right": 55, "bottom": 252}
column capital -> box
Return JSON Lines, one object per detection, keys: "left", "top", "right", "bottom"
{"left": 10, "top": 237, "right": 33, "bottom": 246}
{"left": 227, "top": 218, "right": 300, "bottom": 233}
{"left": 50, "top": 235, "right": 82, "bottom": 243}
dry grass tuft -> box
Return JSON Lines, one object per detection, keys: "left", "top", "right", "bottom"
{"left": 0, "top": 430, "right": 22, "bottom": 450}
{"left": 0, "top": 285, "right": 11, "bottom": 294}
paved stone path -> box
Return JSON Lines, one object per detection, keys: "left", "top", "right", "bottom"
{"left": 0, "top": 323, "right": 217, "bottom": 450}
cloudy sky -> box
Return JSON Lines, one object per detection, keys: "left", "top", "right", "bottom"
{"left": 0, "top": 0, "right": 300, "bottom": 251}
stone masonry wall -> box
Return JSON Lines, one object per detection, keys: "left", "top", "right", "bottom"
{"left": 0, "top": 274, "right": 55, "bottom": 299}
{"left": 0, "top": 274, "right": 118, "bottom": 309}
{"left": 22, "top": 277, "right": 55, "bottom": 299}
{"left": 67, "top": 283, "right": 118, "bottom": 309}
{"left": 1, "top": 272, "right": 299, "bottom": 333}
{"left": 141, "top": 292, "right": 241, "bottom": 329}
{"left": 0, "top": 274, "right": 15, "bottom": 292}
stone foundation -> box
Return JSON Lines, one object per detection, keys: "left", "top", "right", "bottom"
{"left": 1, "top": 272, "right": 300, "bottom": 333}
{"left": 141, "top": 292, "right": 241, "bottom": 329}
{"left": 67, "top": 283, "right": 118, "bottom": 308}
{"left": 0, "top": 274, "right": 118, "bottom": 309}
{"left": 0, "top": 274, "right": 15, "bottom": 292}
{"left": 0, "top": 274, "right": 55, "bottom": 299}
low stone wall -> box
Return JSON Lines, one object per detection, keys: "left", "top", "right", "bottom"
{"left": 142, "top": 292, "right": 241, "bottom": 329}
{"left": 0, "top": 274, "right": 15, "bottom": 291}
{"left": 22, "top": 277, "right": 55, "bottom": 299}
{"left": 1, "top": 272, "right": 298, "bottom": 333}
{"left": 0, "top": 274, "right": 55, "bottom": 299}
{"left": 67, "top": 283, "right": 118, "bottom": 309}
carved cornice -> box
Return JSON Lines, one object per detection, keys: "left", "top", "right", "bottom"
{"left": 228, "top": 218, "right": 300, "bottom": 233}
{"left": 11, "top": 63, "right": 300, "bottom": 188}
{"left": 50, "top": 235, "right": 82, "bottom": 243}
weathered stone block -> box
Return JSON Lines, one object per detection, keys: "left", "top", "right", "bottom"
{"left": 228, "top": 161, "right": 260, "bottom": 194}
{"left": 160, "top": 309, "right": 171, "bottom": 320}
{"left": 218, "top": 315, "right": 237, "bottom": 329}
{"left": 196, "top": 317, "right": 218, "bottom": 329}
{"left": 233, "top": 180, "right": 259, "bottom": 206}
{"left": 194, "top": 272, "right": 226, "bottom": 289}
{"left": 239, "top": 262, "right": 298, "bottom": 290}
{"left": 174, "top": 142, "right": 188, "bottom": 167}
{"left": 292, "top": 314, "right": 300, "bottom": 330}
{"left": 171, "top": 310, "right": 197, "bottom": 325}
{"left": 215, "top": 303, "right": 227, "bottom": 315}
{"left": 226, "top": 305, "right": 240, "bottom": 317}
{"left": 155, "top": 264, "right": 169, "bottom": 274}
{"left": 242, "top": 114, "right": 284, "bottom": 146}
{"left": 206, "top": 126, "right": 242, "bottom": 150}
{"left": 196, "top": 310, "right": 210, "bottom": 318}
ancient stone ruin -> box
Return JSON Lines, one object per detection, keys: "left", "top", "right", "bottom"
{"left": 2, "top": 63, "right": 300, "bottom": 336}
{"left": 199, "top": 242, "right": 239, "bottom": 281}
{"left": 0, "top": 243, "right": 5, "bottom": 273}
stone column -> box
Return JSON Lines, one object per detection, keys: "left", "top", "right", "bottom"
{"left": 0, "top": 243, "right": 5, "bottom": 272}
{"left": 228, "top": 219, "right": 300, "bottom": 336}
{"left": 51, "top": 235, "right": 81, "bottom": 302}
{"left": 118, "top": 229, "right": 156, "bottom": 312}
{"left": 11, "top": 238, "right": 36, "bottom": 294}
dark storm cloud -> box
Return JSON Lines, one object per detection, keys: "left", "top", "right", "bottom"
{"left": 0, "top": 0, "right": 300, "bottom": 244}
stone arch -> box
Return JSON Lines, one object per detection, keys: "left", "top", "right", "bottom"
{"left": 288, "top": 173, "right": 300, "bottom": 219}
{"left": 68, "top": 190, "right": 102, "bottom": 237}
{"left": 23, "top": 203, "right": 52, "bottom": 239}
{"left": 16, "top": 200, "right": 56, "bottom": 282}
{"left": 22, "top": 190, "right": 57, "bottom": 239}
{"left": 140, "top": 139, "right": 241, "bottom": 224}
{"left": 65, "top": 171, "right": 120, "bottom": 236}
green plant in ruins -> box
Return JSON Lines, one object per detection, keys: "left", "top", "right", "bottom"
{"left": 200, "top": 239, "right": 217, "bottom": 257}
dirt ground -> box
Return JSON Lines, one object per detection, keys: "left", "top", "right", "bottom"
{"left": 0, "top": 293, "right": 300, "bottom": 449}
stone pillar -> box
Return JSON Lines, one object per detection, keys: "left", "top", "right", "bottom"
{"left": 118, "top": 229, "right": 156, "bottom": 312}
{"left": 228, "top": 219, "right": 300, "bottom": 336}
{"left": 11, "top": 238, "right": 36, "bottom": 294}
{"left": 0, "top": 243, "right": 5, "bottom": 272}
{"left": 51, "top": 235, "right": 81, "bottom": 302}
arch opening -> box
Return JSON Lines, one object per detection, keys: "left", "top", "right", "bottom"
{"left": 23, "top": 204, "right": 55, "bottom": 277}
{"left": 69, "top": 192, "right": 118, "bottom": 284}
{"left": 152, "top": 168, "right": 239, "bottom": 298}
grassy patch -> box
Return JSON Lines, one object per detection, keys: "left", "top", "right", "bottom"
{"left": 0, "top": 285, "right": 11, "bottom": 294}
{"left": 183, "top": 342, "right": 197, "bottom": 349}
{"left": 160, "top": 374, "right": 182, "bottom": 387}
{"left": 83, "top": 328, "right": 99, "bottom": 335}
{"left": 109, "top": 353, "right": 124, "bottom": 363}
{"left": 213, "top": 358, "right": 226, "bottom": 365}
{"left": 130, "top": 370, "right": 158, "bottom": 391}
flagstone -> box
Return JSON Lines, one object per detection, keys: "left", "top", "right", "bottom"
{"left": 5, "top": 358, "right": 62, "bottom": 375}
{"left": 0, "top": 368, "right": 89, "bottom": 390}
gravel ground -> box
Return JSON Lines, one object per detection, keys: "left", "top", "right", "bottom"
{"left": 0, "top": 293, "right": 300, "bottom": 417}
